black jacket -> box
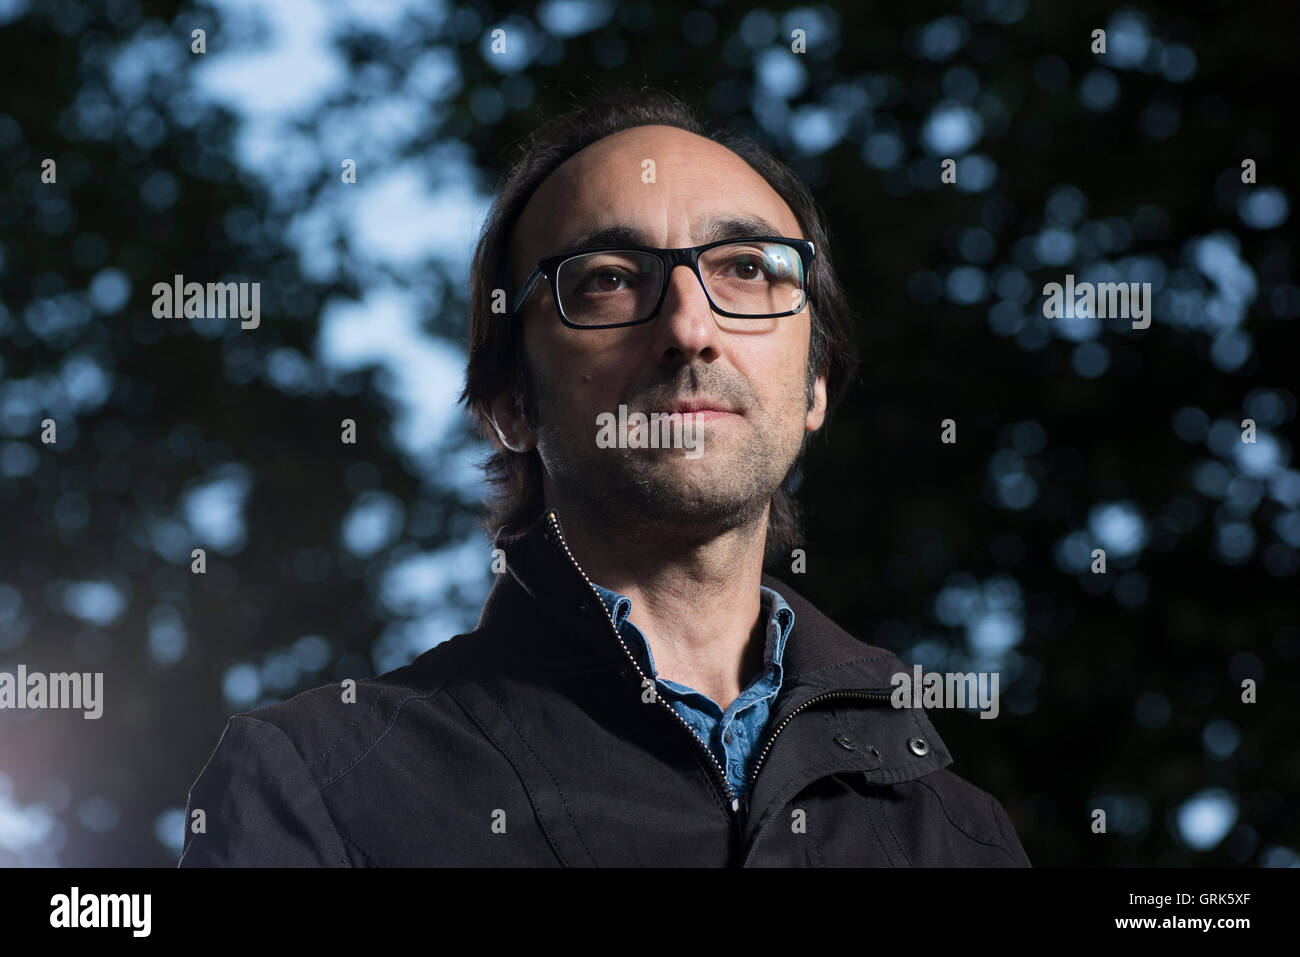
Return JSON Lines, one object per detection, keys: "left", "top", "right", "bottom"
{"left": 179, "top": 508, "right": 1031, "bottom": 866}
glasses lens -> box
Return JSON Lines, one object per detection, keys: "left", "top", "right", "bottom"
{"left": 556, "top": 251, "right": 663, "bottom": 326}
{"left": 700, "top": 240, "right": 807, "bottom": 316}
{"left": 553, "top": 241, "right": 808, "bottom": 325}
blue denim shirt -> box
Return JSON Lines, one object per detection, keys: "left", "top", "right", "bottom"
{"left": 590, "top": 582, "right": 794, "bottom": 800}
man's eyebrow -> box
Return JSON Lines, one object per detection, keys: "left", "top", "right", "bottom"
{"left": 554, "top": 216, "right": 788, "bottom": 255}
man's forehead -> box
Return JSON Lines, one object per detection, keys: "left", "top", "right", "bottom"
{"left": 547, "top": 215, "right": 793, "bottom": 256}
{"left": 509, "top": 125, "right": 802, "bottom": 278}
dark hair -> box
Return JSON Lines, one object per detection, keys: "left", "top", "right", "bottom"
{"left": 459, "top": 86, "right": 859, "bottom": 561}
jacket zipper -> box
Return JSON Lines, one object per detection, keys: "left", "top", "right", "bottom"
{"left": 544, "top": 512, "right": 743, "bottom": 822}
{"left": 747, "top": 690, "right": 892, "bottom": 790}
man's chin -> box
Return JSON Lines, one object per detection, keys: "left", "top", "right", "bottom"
{"left": 628, "top": 454, "right": 740, "bottom": 492}
{"left": 617, "top": 466, "right": 774, "bottom": 527}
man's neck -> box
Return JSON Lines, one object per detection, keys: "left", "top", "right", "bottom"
{"left": 552, "top": 503, "right": 771, "bottom": 712}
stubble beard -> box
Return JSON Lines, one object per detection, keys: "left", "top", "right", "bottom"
{"left": 530, "top": 383, "right": 802, "bottom": 549}
{"left": 564, "top": 424, "right": 786, "bottom": 546}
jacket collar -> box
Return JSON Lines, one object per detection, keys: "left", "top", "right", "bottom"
{"left": 488, "top": 507, "right": 914, "bottom": 696}
{"left": 487, "top": 507, "right": 955, "bottom": 821}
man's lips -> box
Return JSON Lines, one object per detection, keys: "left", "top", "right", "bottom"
{"left": 657, "top": 399, "right": 742, "bottom": 417}
{"left": 658, "top": 410, "right": 740, "bottom": 422}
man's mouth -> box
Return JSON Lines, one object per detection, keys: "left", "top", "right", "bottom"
{"left": 657, "top": 398, "right": 742, "bottom": 419}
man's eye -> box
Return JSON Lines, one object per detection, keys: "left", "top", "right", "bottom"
{"left": 578, "top": 269, "right": 631, "bottom": 293}
{"left": 724, "top": 255, "right": 771, "bottom": 282}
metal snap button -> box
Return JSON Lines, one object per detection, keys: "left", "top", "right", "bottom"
{"left": 833, "top": 734, "right": 856, "bottom": 751}
{"left": 908, "top": 736, "right": 929, "bottom": 756}
{"left": 617, "top": 667, "right": 629, "bottom": 680}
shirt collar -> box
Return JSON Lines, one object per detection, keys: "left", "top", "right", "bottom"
{"left": 489, "top": 507, "right": 917, "bottom": 696}
{"left": 590, "top": 581, "right": 795, "bottom": 679}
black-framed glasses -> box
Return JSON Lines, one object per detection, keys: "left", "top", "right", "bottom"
{"left": 509, "top": 236, "right": 816, "bottom": 329}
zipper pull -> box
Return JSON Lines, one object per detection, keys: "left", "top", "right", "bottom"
{"left": 732, "top": 795, "right": 748, "bottom": 828}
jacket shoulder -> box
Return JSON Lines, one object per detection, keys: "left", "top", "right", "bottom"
{"left": 179, "top": 629, "right": 507, "bottom": 866}
{"left": 236, "top": 630, "right": 493, "bottom": 779}
{"left": 179, "top": 711, "right": 349, "bottom": 866}
{"left": 912, "top": 767, "right": 1032, "bottom": 866}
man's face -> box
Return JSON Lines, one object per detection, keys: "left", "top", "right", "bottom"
{"left": 496, "top": 124, "right": 828, "bottom": 539}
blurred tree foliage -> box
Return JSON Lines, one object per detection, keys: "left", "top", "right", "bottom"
{"left": 0, "top": 0, "right": 1295, "bottom": 865}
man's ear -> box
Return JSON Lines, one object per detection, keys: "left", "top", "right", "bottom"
{"left": 489, "top": 391, "right": 537, "bottom": 453}
{"left": 805, "top": 374, "right": 828, "bottom": 433}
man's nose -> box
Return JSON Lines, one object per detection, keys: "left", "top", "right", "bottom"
{"left": 651, "top": 262, "right": 719, "bottom": 360}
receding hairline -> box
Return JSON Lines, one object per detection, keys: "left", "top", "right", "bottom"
{"left": 505, "top": 123, "right": 805, "bottom": 290}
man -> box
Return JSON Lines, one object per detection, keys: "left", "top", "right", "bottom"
{"left": 180, "top": 88, "right": 1030, "bottom": 867}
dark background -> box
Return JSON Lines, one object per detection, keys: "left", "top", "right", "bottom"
{"left": 0, "top": 0, "right": 1296, "bottom": 866}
